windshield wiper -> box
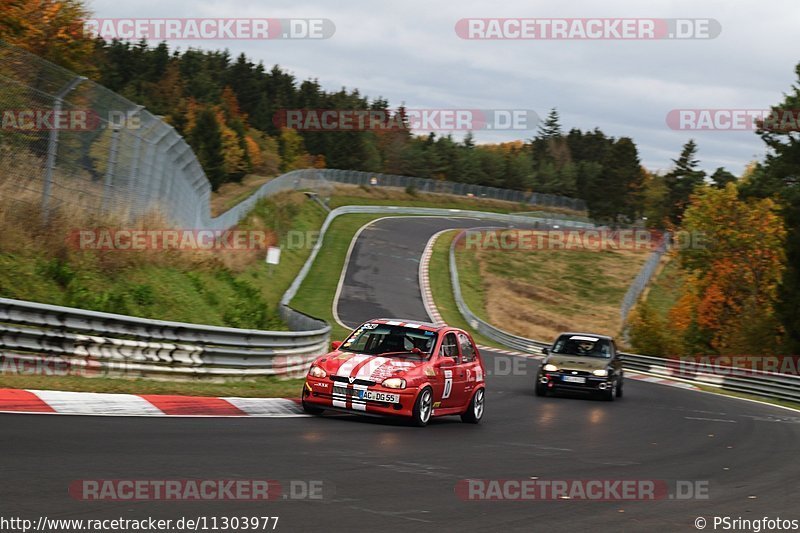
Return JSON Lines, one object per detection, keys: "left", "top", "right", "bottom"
{"left": 377, "top": 350, "right": 426, "bottom": 358}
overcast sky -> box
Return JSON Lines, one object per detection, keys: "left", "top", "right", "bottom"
{"left": 88, "top": 0, "right": 800, "bottom": 175}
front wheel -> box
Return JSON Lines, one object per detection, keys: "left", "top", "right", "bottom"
{"left": 602, "top": 380, "right": 617, "bottom": 402}
{"left": 411, "top": 387, "right": 433, "bottom": 427}
{"left": 461, "top": 388, "right": 485, "bottom": 424}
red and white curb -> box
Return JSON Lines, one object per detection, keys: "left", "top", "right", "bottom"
{"left": 0, "top": 389, "right": 306, "bottom": 417}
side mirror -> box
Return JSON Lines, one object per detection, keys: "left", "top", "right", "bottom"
{"left": 541, "top": 347, "right": 549, "bottom": 355}
{"left": 436, "top": 356, "right": 456, "bottom": 368}
{"left": 331, "top": 341, "right": 343, "bottom": 351}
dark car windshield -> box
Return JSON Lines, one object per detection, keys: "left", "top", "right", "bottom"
{"left": 551, "top": 336, "right": 611, "bottom": 358}
{"left": 340, "top": 323, "right": 436, "bottom": 359}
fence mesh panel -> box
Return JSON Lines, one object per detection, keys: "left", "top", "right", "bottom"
{"left": 0, "top": 40, "right": 587, "bottom": 230}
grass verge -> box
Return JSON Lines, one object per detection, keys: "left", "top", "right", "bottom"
{"left": 452, "top": 235, "right": 651, "bottom": 342}
{"left": 426, "top": 231, "right": 509, "bottom": 350}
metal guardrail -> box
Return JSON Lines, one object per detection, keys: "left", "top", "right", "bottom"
{"left": 620, "top": 234, "right": 670, "bottom": 342}
{"left": 445, "top": 231, "right": 800, "bottom": 405}
{"left": 316, "top": 169, "right": 587, "bottom": 212}
{"left": 0, "top": 297, "right": 329, "bottom": 379}
{"left": 621, "top": 353, "right": 800, "bottom": 404}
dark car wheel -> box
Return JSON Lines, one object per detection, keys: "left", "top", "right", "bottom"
{"left": 411, "top": 387, "right": 433, "bottom": 427}
{"left": 616, "top": 377, "right": 624, "bottom": 398}
{"left": 461, "top": 388, "right": 485, "bottom": 424}
{"left": 603, "top": 379, "right": 617, "bottom": 402}
{"left": 302, "top": 400, "right": 325, "bottom": 415}
{"left": 535, "top": 381, "right": 548, "bottom": 397}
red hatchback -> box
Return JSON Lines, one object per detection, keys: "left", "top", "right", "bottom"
{"left": 301, "top": 319, "right": 486, "bottom": 426}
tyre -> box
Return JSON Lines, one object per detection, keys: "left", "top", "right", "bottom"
{"left": 461, "top": 388, "right": 485, "bottom": 424}
{"left": 302, "top": 400, "right": 325, "bottom": 415}
{"left": 616, "top": 377, "right": 624, "bottom": 398}
{"left": 411, "top": 387, "right": 433, "bottom": 427}
{"left": 535, "top": 382, "right": 548, "bottom": 397}
{"left": 603, "top": 380, "right": 616, "bottom": 402}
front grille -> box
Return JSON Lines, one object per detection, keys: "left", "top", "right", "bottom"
{"left": 556, "top": 370, "right": 593, "bottom": 377}
{"left": 331, "top": 376, "right": 376, "bottom": 387}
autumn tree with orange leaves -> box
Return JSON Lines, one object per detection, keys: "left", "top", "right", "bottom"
{"left": 669, "top": 184, "right": 786, "bottom": 355}
{"left": 0, "top": 0, "right": 95, "bottom": 74}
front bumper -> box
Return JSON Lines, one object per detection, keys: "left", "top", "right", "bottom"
{"left": 538, "top": 371, "right": 614, "bottom": 393}
{"left": 302, "top": 376, "right": 419, "bottom": 417}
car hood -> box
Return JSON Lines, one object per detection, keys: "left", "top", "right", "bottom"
{"left": 545, "top": 354, "right": 610, "bottom": 371}
{"left": 316, "top": 351, "right": 425, "bottom": 382}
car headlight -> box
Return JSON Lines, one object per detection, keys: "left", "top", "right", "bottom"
{"left": 592, "top": 369, "right": 609, "bottom": 377}
{"left": 308, "top": 365, "right": 327, "bottom": 378}
{"left": 382, "top": 377, "right": 406, "bottom": 389}
{"left": 543, "top": 364, "right": 559, "bottom": 372}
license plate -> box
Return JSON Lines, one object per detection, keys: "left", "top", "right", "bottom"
{"left": 562, "top": 375, "right": 586, "bottom": 384}
{"left": 359, "top": 390, "right": 399, "bottom": 403}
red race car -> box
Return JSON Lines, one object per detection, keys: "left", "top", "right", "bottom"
{"left": 301, "top": 319, "right": 486, "bottom": 426}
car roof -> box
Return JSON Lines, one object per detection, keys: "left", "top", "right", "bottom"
{"left": 555, "top": 332, "right": 615, "bottom": 342}
{"left": 369, "top": 318, "right": 448, "bottom": 332}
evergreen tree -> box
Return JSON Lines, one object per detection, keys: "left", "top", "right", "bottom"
{"left": 664, "top": 140, "right": 706, "bottom": 225}
{"left": 189, "top": 109, "right": 226, "bottom": 190}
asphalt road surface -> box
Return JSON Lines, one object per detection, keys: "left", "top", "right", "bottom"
{"left": 2, "top": 216, "right": 799, "bottom": 532}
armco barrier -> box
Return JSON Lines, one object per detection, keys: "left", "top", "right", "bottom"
{"left": 446, "top": 229, "right": 800, "bottom": 405}
{"left": 621, "top": 353, "right": 800, "bottom": 404}
{"left": 0, "top": 297, "right": 329, "bottom": 379}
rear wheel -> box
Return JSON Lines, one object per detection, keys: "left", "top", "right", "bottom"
{"left": 535, "top": 382, "right": 548, "bottom": 396}
{"left": 461, "top": 388, "right": 485, "bottom": 424}
{"left": 411, "top": 387, "right": 433, "bottom": 427}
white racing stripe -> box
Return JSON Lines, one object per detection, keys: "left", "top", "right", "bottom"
{"left": 352, "top": 384, "right": 368, "bottom": 411}
{"left": 336, "top": 354, "right": 371, "bottom": 378}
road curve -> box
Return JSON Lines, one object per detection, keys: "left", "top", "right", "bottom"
{"left": 2, "top": 216, "right": 800, "bottom": 532}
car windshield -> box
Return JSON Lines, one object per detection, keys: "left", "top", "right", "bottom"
{"left": 340, "top": 323, "right": 436, "bottom": 359}
{"left": 551, "top": 336, "right": 611, "bottom": 358}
